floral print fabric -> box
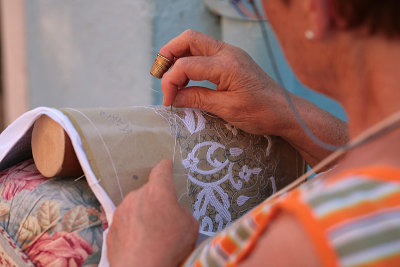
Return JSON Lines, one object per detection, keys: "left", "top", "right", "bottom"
{"left": 0, "top": 159, "right": 104, "bottom": 266}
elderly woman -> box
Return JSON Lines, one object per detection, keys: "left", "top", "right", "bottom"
{"left": 107, "top": 0, "right": 400, "bottom": 266}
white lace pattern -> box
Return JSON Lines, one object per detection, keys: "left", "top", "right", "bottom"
{"left": 155, "top": 107, "right": 302, "bottom": 234}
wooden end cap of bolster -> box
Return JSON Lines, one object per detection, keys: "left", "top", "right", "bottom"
{"left": 31, "top": 115, "right": 83, "bottom": 178}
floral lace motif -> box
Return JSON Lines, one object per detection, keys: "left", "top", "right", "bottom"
{"left": 156, "top": 107, "right": 299, "bottom": 233}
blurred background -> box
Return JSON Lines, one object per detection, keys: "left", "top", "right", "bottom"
{"left": 0, "top": 0, "right": 345, "bottom": 132}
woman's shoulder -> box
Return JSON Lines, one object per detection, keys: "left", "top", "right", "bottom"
{"left": 296, "top": 165, "right": 400, "bottom": 267}
{"left": 300, "top": 165, "right": 400, "bottom": 213}
{"left": 183, "top": 166, "right": 400, "bottom": 267}
{"left": 297, "top": 165, "right": 400, "bottom": 235}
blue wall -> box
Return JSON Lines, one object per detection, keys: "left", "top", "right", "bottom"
{"left": 152, "top": 0, "right": 346, "bottom": 121}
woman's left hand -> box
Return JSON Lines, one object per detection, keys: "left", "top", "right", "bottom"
{"left": 107, "top": 159, "right": 199, "bottom": 267}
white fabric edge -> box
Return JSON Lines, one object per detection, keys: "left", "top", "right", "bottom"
{"left": 99, "top": 228, "right": 110, "bottom": 267}
{"left": 50, "top": 109, "right": 114, "bottom": 267}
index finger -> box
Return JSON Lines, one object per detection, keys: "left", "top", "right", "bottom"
{"left": 159, "top": 29, "right": 225, "bottom": 61}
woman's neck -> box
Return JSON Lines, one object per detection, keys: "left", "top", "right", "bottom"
{"left": 333, "top": 35, "right": 400, "bottom": 169}
{"left": 337, "top": 36, "right": 400, "bottom": 138}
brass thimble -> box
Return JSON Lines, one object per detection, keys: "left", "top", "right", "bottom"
{"left": 150, "top": 53, "right": 173, "bottom": 79}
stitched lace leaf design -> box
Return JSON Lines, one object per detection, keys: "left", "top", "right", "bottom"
{"left": 155, "top": 107, "right": 302, "bottom": 234}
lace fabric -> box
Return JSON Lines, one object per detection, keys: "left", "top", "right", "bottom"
{"left": 155, "top": 107, "right": 304, "bottom": 233}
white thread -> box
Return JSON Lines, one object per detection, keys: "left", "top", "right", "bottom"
{"left": 206, "top": 143, "right": 226, "bottom": 167}
{"left": 171, "top": 108, "right": 178, "bottom": 165}
{"left": 229, "top": 147, "right": 243, "bottom": 157}
{"left": 196, "top": 132, "right": 201, "bottom": 159}
{"left": 182, "top": 152, "right": 200, "bottom": 172}
{"left": 193, "top": 185, "right": 231, "bottom": 225}
{"left": 177, "top": 191, "right": 187, "bottom": 202}
{"left": 208, "top": 186, "right": 230, "bottom": 221}
{"left": 74, "top": 174, "right": 85, "bottom": 182}
{"left": 269, "top": 176, "right": 277, "bottom": 193}
{"left": 215, "top": 213, "right": 225, "bottom": 232}
{"left": 237, "top": 195, "right": 251, "bottom": 206}
{"left": 200, "top": 216, "right": 213, "bottom": 232}
{"left": 239, "top": 165, "right": 262, "bottom": 183}
{"left": 179, "top": 109, "right": 206, "bottom": 134}
{"left": 184, "top": 142, "right": 228, "bottom": 175}
{"left": 264, "top": 135, "right": 272, "bottom": 157}
{"left": 147, "top": 87, "right": 162, "bottom": 94}
{"left": 188, "top": 173, "right": 230, "bottom": 188}
{"left": 182, "top": 110, "right": 196, "bottom": 134}
{"left": 64, "top": 108, "right": 124, "bottom": 201}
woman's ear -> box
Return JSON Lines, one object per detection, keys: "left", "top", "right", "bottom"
{"left": 302, "top": 0, "right": 332, "bottom": 40}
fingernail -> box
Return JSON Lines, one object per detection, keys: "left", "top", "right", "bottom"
{"left": 173, "top": 93, "right": 185, "bottom": 107}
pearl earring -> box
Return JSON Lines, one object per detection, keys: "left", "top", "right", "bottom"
{"left": 305, "top": 30, "right": 315, "bottom": 40}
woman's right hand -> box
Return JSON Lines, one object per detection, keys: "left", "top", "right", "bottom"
{"left": 160, "top": 30, "right": 348, "bottom": 167}
{"left": 160, "top": 29, "right": 294, "bottom": 136}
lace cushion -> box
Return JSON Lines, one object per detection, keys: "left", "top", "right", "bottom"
{"left": 0, "top": 159, "right": 104, "bottom": 267}
{"left": 58, "top": 106, "right": 304, "bottom": 235}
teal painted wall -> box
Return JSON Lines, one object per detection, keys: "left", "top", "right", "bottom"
{"left": 152, "top": 0, "right": 221, "bottom": 105}
{"left": 152, "top": 0, "right": 346, "bottom": 121}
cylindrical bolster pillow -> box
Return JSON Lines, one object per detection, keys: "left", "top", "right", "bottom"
{"left": 31, "top": 115, "right": 83, "bottom": 178}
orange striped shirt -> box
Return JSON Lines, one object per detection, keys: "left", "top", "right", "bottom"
{"left": 183, "top": 166, "right": 400, "bottom": 267}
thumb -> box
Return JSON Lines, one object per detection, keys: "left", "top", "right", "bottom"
{"left": 148, "top": 159, "right": 176, "bottom": 196}
{"left": 172, "top": 86, "right": 228, "bottom": 115}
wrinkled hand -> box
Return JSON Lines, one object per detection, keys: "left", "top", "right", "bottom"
{"left": 107, "top": 159, "right": 199, "bottom": 267}
{"left": 160, "top": 29, "right": 294, "bottom": 136}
